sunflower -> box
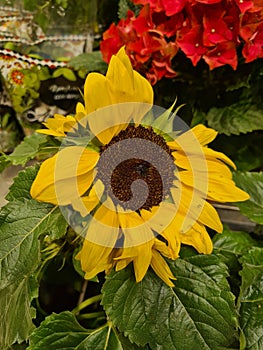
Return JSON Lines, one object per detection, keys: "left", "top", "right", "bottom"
{"left": 31, "top": 47, "right": 249, "bottom": 287}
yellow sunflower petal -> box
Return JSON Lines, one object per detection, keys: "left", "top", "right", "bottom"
{"left": 106, "top": 47, "right": 153, "bottom": 106}
{"left": 114, "top": 240, "right": 155, "bottom": 282}
{"left": 37, "top": 114, "right": 77, "bottom": 136}
{"left": 180, "top": 223, "right": 213, "bottom": 254}
{"left": 76, "top": 240, "right": 114, "bottom": 279}
{"left": 191, "top": 124, "right": 218, "bottom": 145}
{"left": 160, "top": 220, "right": 181, "bottom": 259}
{"left": 140, "top": 204, "right": 181, "bottom": 259}
{"left": 171, "top": 183, "right": 207, "bottom": 233}
{"left": 55, "top": 146, "right": 99, "bottom": 177}
{"left": 132, "top": 242, "right": 154, "bottom": 282}
{"left": 173, "top": 151, "right": 232, "bottom": 178}
{"left": 206, "top": 177, "right": 250, "bottom": 203}
{"left": 178, "top": 170, "right": 249, "bottom": 203}
{"left": 198, "top": 201, "right": 223, "bottom": 233}
{"left": 83, "top": 47, "right": 153, "bottom": 144}
{"left": 106, "top": 52, "right": 134, "bottom": 101}
{"left": 172, "top": 183, "right": 222, "bottom": 232}
{"left": 84, "top": 198, "right": 120, "bottom": 247}
{"left": 84, "top": 48, "right": 153, "bottom": 113}
{"left": 90, "top": 119, "right": 128, "bottom": 145}
{"left": 37, "top": 129, "right": 65, "bottom": 137}
{"left": 84, "top": 73, "right": 113, "bottom": 114}
{"left": 202, "top": 147, "right": 236, "bottom": 169}
{"left": 31, "top": 146, "right": 98, "bottom": 205}
{"left": 168, "top": 124, "right": 217, "bottom": 149}
{"left": 168, "top": 126, "right": 236, "bottom": 170}
{"left": 31, "top": 170, "right": 94, "bottom": 205}
{"left": 140, "top": 203, "right": 177, "bottom": 233}
{"left": 76, "top": 102, "right": 86, "bottom": 114}
{"left": 151, "top": 250, "right": 176, "bottom": 287}
{"left": 153, "top": 239, "right": 178, "bottom": 260}
{"left": 115, "top": 257, "right": 133, "bottom": 271}
{"left": 72, "top": 180, "right": 104, "bottom": 217}
{"left": 118, "top": 208, "right": 155, "bottom": 247}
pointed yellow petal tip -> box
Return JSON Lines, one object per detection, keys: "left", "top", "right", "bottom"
{"left": 76, "top": 102, "right": 85, "bottom": 114}
{"left": 192, "top": 124, "right": 218, "bottom": 145}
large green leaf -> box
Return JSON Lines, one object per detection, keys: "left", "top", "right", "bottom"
{"left": 102, "top": 255, "right": 238, "bottom": 350}
{"left": 239, "top": 302, "right": 263, "bottom": 350}
{"left": 5, "top": 165, "right": 68, "bottom": 240}
{"left": 212, "top": 227, "right": 259, "bottom": 297}
{"left": 27, "top": 311, "right": 89, "bottom": 349}
{"left": 0, "top": 199, "right": 64, "bottom": 289}
{"left": 6, "top": 133, "right": 47, "bottom": 166}
{"left": 206, "top": 100, "right": 263, "bottom": 135}
{"left": 28, "top": 311, "right": 129, "bottom": 350}
{"left": 0, "top": 276, "right": 38, "bottom": 350}
{"left": 239, "top": 247, "right": 263, "bottom": 350}
{"left": 239, "top": 247, "right": 263, "bottom": 303}
{"left": 213, "top": 227, "right": 259, "bottom": 257}
{"left": 232, "top": 172, "right": 263, "bottom": 224}
{"left": 0, "top": 164, "right": 69, "bottom": 348}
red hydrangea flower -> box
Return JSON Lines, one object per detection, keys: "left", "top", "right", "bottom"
{"left": 177, "top": 25, "right": 207, "bottom": 66}
{"left": 240, "top": 5, "right": 263, "bottom": 61}
{"left": 100, "top": 6, "right": 178, "bottom": 84}
{"left": 203, "top": 41, "right": 238, "bottom": 69}
{"left": 241, "top": 21, "right": 263, "bottom": 61}
{"left": 203, "top": 5, "right": 237, "bottom": 45}
{"left": 100, "top": 0, "right": 263, "bottom": 84}
{"left": 234, "top": 0, "right": 254, "bottom": 13}
{"left": 133, "top": 0, "right": 187, "bottom": 15}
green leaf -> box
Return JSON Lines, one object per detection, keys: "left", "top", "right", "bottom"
{"left": 239, "top": 247, "right": 263, "bottom": 349}
{"left": 42, "top": 206, "right": 68, "bottom": 240}
{"left": 116, "top": 332, "right": 149, "bottom": 350}
{"left": 0, "top": 276, "right": 38, "bottom": 350}
{"left": 28, "top": 311, "right": 131, "bottom": 350}
{"left": 0, "top": 155, "right": 11, "bottom": 174}
{"left": 5, "top": 165, "right": 39, "bottom": 202}
{"left": 213, "top": 227, "right": 259, "bottom": 257}
{"left": 239, "top": 247, "right": 263, "bottom": 303}
{"left": 212, "top": 226, "right": 259, "bottom": 273}
{"left": 27, "top": 311, "right": 89, "bottom": 349}
{"left": 234, "top": 143, "right": 263, "bottom": 172}
{"left": 207, "top": 100, "right": 263, "bottom": 135}
{"left": 102, "top": 255, "right": 238, "bottom": 350}
{"left": 5, "top": 165, "right": 68, "bottom": 239}
{"left": 69, "top": 51, "right": 108, "bottom": 75}
{"left": 213, "top": 228, "right": 260, "bottom": 297}
{"left": 232, "top": 172, "right": 263, "bottom": 224}
{"left": 118, "top": 0, "right": 141, "bottom": 18}
{"left": 0, "top": 199, "right": 64, "bottom": 289}
{"left": 52, "top": 68, "right": 77, "bottom": 81}
{"left": 239, "top": 302, "right": 263, "bottom": 350}
{"left": 7, "top": 134, "right": 47, "bottom": 166}
{"left": 76, "top": 324, "right": 123, "bottom": 350}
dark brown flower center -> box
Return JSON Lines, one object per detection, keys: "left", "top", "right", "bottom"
{"left": 97, "top": 125, "right": 175, "bottom": 211}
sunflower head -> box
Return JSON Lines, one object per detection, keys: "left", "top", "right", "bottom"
{"left": 31, "top": 47, "right": 249, "bottom": 287}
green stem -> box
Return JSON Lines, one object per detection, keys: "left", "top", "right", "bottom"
{"left": 77, "top": 311, "right": 105, "bottom": 320}
{"left": 72, "top": 294, "right": 102, "bottom": 314}
{"left": 39, "top": 1, "right": 51, "bottom": 11}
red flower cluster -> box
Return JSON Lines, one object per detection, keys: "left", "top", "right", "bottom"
{"left": 100, "top": 0, "right": 263, "bottom": 84}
